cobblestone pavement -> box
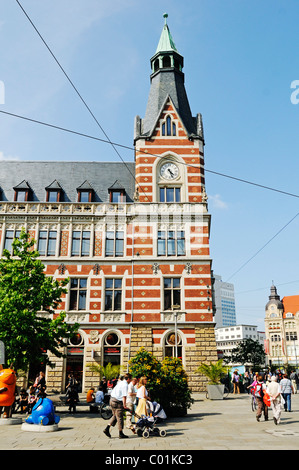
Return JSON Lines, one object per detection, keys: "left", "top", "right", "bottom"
{"left": 1, "top": 392, "right": 299, "bottom": 451}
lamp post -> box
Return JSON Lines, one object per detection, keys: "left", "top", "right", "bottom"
{"left": 172, "top": 305, "right": 180, "bottom": 358}
{"left": 291, "top": 335, "right": 298, "bottom": 368}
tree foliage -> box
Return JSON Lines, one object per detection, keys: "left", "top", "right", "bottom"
{"left": 0, "top": 229, "right": 79, "bottom": 371}
{"left": 129, "top": 347, "right": 193, "bottom": 416}
{"left": 197, "top": 359, "right": 228, "bottom": 384}
{"left": 87, "top": 362, "right": 121, "bottom": 381}
{"left": 224, "top": 338, "right": 265, "bottom": 369}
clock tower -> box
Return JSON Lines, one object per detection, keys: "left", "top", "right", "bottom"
{"left": 134, "top": 13, "right": 205, "bottom": 204}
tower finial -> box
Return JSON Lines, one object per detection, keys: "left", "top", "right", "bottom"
{"left": 163, "top": 12, "right": 168, "bottom": 25}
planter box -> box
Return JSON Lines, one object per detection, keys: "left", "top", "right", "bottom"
{"left": 207, "top": 384, "right": 225, "bottom": 400}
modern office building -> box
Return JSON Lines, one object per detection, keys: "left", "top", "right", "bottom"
{"left": 215, "top": 325, "right": 265, "bottom": 358}
{"left": 0, "top": 15, "right": 218, "bottom": 392}
{"left": 213, "top": 274, "right": 237, "bottom": 327}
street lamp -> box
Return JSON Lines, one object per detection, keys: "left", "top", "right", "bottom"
{"left": 172, "top": 304, "right": 180, "bottom": 358}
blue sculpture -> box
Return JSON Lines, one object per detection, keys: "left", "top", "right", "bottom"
{"left": 25, "top": 397, "right": 60, "bottom": 426}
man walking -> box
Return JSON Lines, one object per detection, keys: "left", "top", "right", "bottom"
{"left": 103, "top": 373, "right": 132, "bottom": 439}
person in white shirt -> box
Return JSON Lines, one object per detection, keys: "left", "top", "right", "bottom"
{"left": 125, "top": 377, "right": 138, "bottom": 432}
{"left": 103, "top": 373, "right": 132, "bottom": 439}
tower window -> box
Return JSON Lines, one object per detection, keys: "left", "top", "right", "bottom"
{"left": 162, "top": 55, "right": 171, "bottom": 68}
{"left": 160, "top": 187, "right": 181, "bottom": 202}
{"left": 162, "top": 116, "right": 176, "bottom": 136}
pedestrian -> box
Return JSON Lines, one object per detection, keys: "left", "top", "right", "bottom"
{"left": 100, "top": 376, "right": 108, "bottom": 394}
{"left": 280, "top": 374, "right": 294, "bottom": 412}
{"left": 16, "top": 388, "right": 29, "bottom": 414}
{"left": 125, "top": 377, "right": 137, "bottom": 433}
{"left": 231, "top": 370, "right": 240, "bottom": 394}
{"left": 36, "top": 371, "right": 46, "bottom": 398}
{"left": 290, "top": 371, "right": 297, "bottom": 394}
{"left": 135, "top": 377, "right": 150, "bottom": 421}
{"left": 28, "top": 386, "right": 37, "bottom": 413}
{"left": 253, "top": 375, "right": 268, "bottom": 422}
{"left": 243, "top": 372, "right": 251, "bottom": 394}
{"left": 276, "top": 369, "right": 283, "bottom": 383}
{"left": 66, "top": 385, "right": 79, "bottom": 414}
{"left": 86, "top": 387, "right": 96, "bottom": 412}
{"left": 95, "top": 386, "right": 104, "bottom": 405}
{"left": 103, "top": 373, "right": 132, "bottom": 439}
{"left": 267, "top": 376, "right": 283, "bottom": 425}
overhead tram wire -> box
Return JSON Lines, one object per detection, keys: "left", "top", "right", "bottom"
{"left": 14, "top": 0, "right": 148, "bottom": 199}
{"left": 225, "top": 211, "right": 299, "bottom": 282}
{"left": 1, "top": 109, "right": 299, "bottom": 203}
{"left": 13, "top": 1, "right": 299, "bottom": 203}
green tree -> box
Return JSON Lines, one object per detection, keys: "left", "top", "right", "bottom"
{"left": 224, "top": 338, "right": 265, "bottom": 370}
{"left": 0, "top": 229, "right": 79, "bottom": 372}
{"left": 129, "top": 347, "right": 193, "bottom": 416}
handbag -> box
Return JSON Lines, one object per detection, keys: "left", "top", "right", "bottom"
{"left": 263, "top": 391, "right": 271, "bottom": 407}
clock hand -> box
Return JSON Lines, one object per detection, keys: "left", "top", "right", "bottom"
{"left": 168, "top": 169, "right": 174, "bottom": 177}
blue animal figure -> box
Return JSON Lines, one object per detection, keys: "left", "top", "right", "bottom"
{"left": 25, "top": 397, "right": 60, "bottom": 426}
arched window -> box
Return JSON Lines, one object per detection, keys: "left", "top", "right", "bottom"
{"left": 162, "top": 116, "right": 176, "bottom": 136}
{"left": 162, "top": 55, "right": 171, "bottom": 68}
{"left": 164, "top": 331, "right": 182, "bottom": 359}
{"left": 154, "top": 59, "right": 159, "bottom": 72}
{"left": 103, "top": 332, "right": 121, "bottom": 367}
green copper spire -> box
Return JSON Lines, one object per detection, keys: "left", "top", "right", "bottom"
{"left": 155, "top": 13, "right": 178, "bottom": 53}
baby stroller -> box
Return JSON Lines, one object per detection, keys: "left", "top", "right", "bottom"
{"left": 133, "top": 401, "right": 167, "bottom": 439}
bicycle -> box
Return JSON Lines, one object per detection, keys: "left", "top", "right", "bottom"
{"left": 251, "top": 393, "right": 257, "bottom": 412}
{"left": 98, "top": 401, "right": 112, "bottom": 420}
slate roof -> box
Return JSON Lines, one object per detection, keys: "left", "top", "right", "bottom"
{"left": 0, "top": 161, "right": 135, "bottom": 203}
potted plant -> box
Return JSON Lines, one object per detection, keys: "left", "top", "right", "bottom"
{"left": 197, "top": 359, "right": 228, "bottom": 400}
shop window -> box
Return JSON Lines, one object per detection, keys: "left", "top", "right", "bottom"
{"left": 103, "top": 332, "right": 121, "bottom": 367}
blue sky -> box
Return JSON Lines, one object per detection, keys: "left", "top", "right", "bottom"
{"left": 1, "top": 0, "right": 299, "bottom": 330}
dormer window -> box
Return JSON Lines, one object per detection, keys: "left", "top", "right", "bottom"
{"left": 45, "top": 180, "right": 63, "bottom": 202}
{"left": 162, "top": 116, "right": 176, "bottom": 136}
{"left": 76, "top": 180, "right": 94, "bottom": 203}
{"left": 13, "top": 180, "right": 31, "bottom": 202}
{"left": 108, "top": 180, "right": 126, "bottom": 203}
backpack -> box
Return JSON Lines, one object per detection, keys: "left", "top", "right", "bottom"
{"left": 254, "top": 382, "right": 264, "bottom": 398}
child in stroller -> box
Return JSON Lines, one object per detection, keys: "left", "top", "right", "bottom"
{"left": 133, "top": 400, "right": 167, "bottom": 439}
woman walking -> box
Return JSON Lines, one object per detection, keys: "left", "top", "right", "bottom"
{"left": 135, "top": 377, "right": 150, "bottom": 421}
{"left": 232, "top": 370, "right": 240, "bottom": 394}
{"left": 280, "top": 374, "right": 294, "bottom": 412}
{"left": 267, "top": 376, "right": 283, "bottom": 425}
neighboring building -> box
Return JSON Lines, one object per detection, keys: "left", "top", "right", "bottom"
{"left": 215, "top": 324, "right": 265, "bottom": 358}
{"left": 265, "top": 285, "right": 299, "bottom": 367}
{"left": 213, "top": 274, "right": 237, "bottom": 327}
{"left": 0, "top": 15, "right": 218, "bottom": 392}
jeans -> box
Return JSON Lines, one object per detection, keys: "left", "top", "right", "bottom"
{"left": 282, "top": 393, "right": 292, "bottom": 411}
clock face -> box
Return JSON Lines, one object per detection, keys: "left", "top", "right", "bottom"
{"left": 160, "top": 162, "right": 179, "bottom": 180}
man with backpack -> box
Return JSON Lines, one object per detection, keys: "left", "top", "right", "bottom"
{"left": 254, "top": 375, "right": 268, "bottom": 422}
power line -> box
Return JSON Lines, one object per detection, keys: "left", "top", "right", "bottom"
{"left": 13, "top": 1, "right": 299, "bottom": 203}
{"left": 9, "top": 1, "right": 299, "bottom": 283}
{"left": 236, "top": 279, "right": 299, "bottom": 295}
{"left": 225, "top": 212, "right": 299, "bottom": 282}
{"left": 14, "top": 0, "right": 145, "bottom": 198}
{"left": 1, "top": 109, "right": 299, "bottom": 202}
